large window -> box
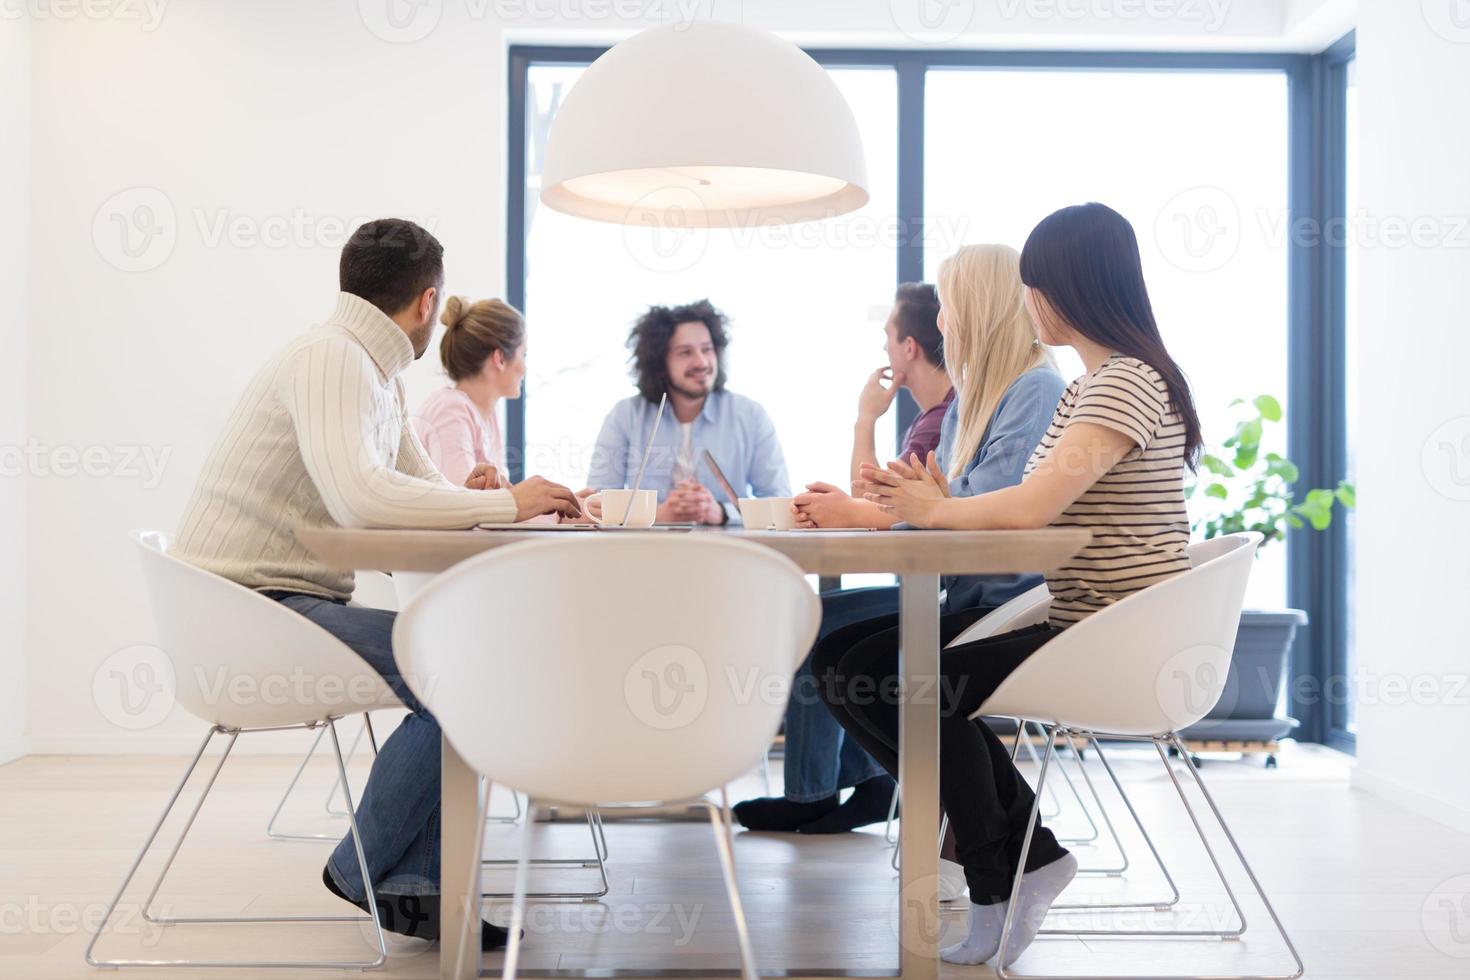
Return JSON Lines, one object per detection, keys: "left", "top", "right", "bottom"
{"left": 925, "top": 68, "right": 1290, "bottom": 608}
{"left": 509, "top": 45, "right": 1353, "bottom": 743}
{"left": 519, "top": 64, "right": 898, "bottom": 495}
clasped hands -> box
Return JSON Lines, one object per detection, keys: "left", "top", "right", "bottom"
{"left": 791, "top": 452, "right": 950, "bottom": 528}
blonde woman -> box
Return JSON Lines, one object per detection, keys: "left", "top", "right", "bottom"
{"left": 414, "top": 297, "right": 527, "bottom": 488}
{"left": 734, "top": 245, "right": 1066, "bottom": 835}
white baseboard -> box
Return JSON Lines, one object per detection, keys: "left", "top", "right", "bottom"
{"left": 1353, "top": 766, "right": 1470, "bottom": 836}
{"left": 0, "top": 736, "right": 27, "bottom": 765}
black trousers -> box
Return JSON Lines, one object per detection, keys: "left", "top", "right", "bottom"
{"left": 810, "top": 610, "right": 1069, "bottom": 902}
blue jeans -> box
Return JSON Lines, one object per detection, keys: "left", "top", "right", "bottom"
{"left": 276, "top": 594, "right": 441, "bottom": 899}
{"left": 783, "top": 587, "right": 901, "bottom": 802}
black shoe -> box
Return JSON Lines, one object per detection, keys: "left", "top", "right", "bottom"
{"left": 731, "top": 794, "right": 839, "bottom": 832}
{"left": 797, "top": 775, "right": 897, "bottom": 834}
{"left": 322, "top": 866, "right": 513, "bottom": 950}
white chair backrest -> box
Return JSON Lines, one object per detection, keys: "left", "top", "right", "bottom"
{"left": 392, "top": 535, "right": 821, "bottom": 806}
{"left": 351, "top": 570, "right": 399, "bottom": 611}
{"left": 946, "top": 583, "right": 1053, "bottom": 648}
{"left": 977, "top": 532, "right": 1261, "bottom": 736}
{"left": 133, "top": 531, "right": 398, "bottom": 730}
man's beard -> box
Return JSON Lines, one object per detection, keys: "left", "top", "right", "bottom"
{"left": 668, "top": 374, "right": 712, "bottom": 400}
{"left": 408, "top": 320, "right": 434, "bottom": 359}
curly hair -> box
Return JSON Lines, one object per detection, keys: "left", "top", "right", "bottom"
{"left": 627, "top": 299, "right": 731, "bottom": 403}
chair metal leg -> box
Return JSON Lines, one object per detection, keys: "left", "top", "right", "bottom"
{"left": 86, "top": 721, "right": 388, "bottom": 970}
{"left": 994, "top": 723, "right": 1061, "bottom": 973}
{"left": 324, "top": 715, "right": 371, "bottom": 816}
{"left": 884, "top": 784, "right": 900, "bottom": 844}
{"left": 1019, "top": 722, "right": 1064, "bottom": 821}
{"left": 1043, "top": 734, "right": 1181, "bottom": 920}
{"left": 912, "top": 720, "right": 1119, "bottom": 882}
{"left": 991, "top": 727, "right": 1306, "bottom": 979}
{"left": 485, "top": 787, "right": 525, "bottom": 825}
{"left": 591, "top": 808, "right": 609, "bottom": 862}
{"left": 1034, "top": 725, "right": 1100, "bottom": 846}
{"left": 1166, "top": 734, "right": 1305, "bottom": 976}
{"left": 480, "top": 809, "right": 609, "bottom": 902}
{"left": 706, "top": 788, "right": 760, "bottom": 980}
{"left": 265, "top": 725, "right": 339, "bottom": 842}
{"left": 1053, "top": 731, "right": 1124, "bottom": 871}
{"left": 266, "top": 714, "right": 376, "bottom": 841}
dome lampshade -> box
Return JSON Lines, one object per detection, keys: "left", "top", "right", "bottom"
{"left": 540, "top": 21, "right": 870, "bottom": 228}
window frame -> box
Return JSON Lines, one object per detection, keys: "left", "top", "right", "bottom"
{"left": 507, "top": 41, "right": 1354, "bottom": 747}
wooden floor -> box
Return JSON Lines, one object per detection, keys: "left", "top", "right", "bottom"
{"left": 2, "top": 741, "right": 1466, "bottom": 979}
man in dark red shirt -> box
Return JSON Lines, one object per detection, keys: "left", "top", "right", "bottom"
{"left": 855, "top": 281, "right": 953, "bottom": 471}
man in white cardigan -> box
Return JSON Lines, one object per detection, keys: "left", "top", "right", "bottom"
{"left": 173, "top": 219, "right": 578, "bottom": 949}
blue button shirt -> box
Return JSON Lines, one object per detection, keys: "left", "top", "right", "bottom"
{"left": 930, "top": 365, "right": 1068, "bottom": 612}
{"left": 587, "top": 390, "right": 792, "bottom": 523}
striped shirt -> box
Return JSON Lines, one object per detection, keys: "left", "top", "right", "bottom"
{"left": 172, "top": 292, "right": 518, "bottom": 601}
{"left": 1025, "top": 354, "right": 1191, "bottom": 627}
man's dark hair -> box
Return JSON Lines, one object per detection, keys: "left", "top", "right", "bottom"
{"left": 892, "top": 282, "right": 944, "bottom": 368}
{"left": 339, "top": 219, "right": 445, "bottom": 316}
{"left": 628, "top": 299, "right": 731, "bottom": 403}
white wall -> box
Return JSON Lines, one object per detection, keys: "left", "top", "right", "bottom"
{"left": 1, "top": 13, "right": 31, "bottom": 765}
{"left": 20, "top": 0, "right": 1350, "bottom": 753}
{"left": 1350, "top": 4, "right": 1470, "bottom": 832}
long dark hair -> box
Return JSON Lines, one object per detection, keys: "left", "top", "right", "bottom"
{"left": 1019, "top": 203, "right": 1202, "bottom": 469}
{"left": 627, "top": 299, "right": 730, "bottom": 403}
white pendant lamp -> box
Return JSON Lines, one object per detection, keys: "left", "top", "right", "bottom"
{"left": 540, "top": 21, "right": 870, "bottom": 228}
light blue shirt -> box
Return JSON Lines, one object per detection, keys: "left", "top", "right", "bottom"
{"left": 930, "top": 365, "right": 1068, "bottom": 612}
{"left": 588, "top": 390, "right": 791, "bottom": 523}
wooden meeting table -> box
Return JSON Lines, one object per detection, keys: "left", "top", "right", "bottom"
{"left": 296, "top": 524, "right": 1088, "bottom": 980}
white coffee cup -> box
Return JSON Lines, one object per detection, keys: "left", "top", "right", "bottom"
{"left": 737, "top": 497, "right": 770, "bottom": 529}
{"left": 738, "top": 496, "right": 798, "bottom": 530}
{"left": 581, "top": 489, "right": 657, "bottom": 528}
{"left": 765, "top": 497, "right": 798, "bottom": 530}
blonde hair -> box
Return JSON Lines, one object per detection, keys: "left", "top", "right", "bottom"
{"left": 439, "top": 296, "right": 526, "bottom": 382}
{"left": 937, "top": 245, "right": 1056, "bottom": 479}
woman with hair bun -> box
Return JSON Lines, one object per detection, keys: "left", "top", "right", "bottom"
{"left": 413, "top": 296, "right": 527, "bottom": 488}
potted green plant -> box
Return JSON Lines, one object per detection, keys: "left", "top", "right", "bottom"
{"left": 1180, "top": 395, "right": 1355, "bottom": 761}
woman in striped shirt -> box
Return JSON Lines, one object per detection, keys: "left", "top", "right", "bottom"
{"left": 812, "top": 202, "right": 1202, "bottom": 969}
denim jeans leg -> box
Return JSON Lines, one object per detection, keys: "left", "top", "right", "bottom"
{"left": 782, "top": 586, "right": 901, "bottom": 802}
{"left": 275, "top": 595, "right": 442, "bottom": 899}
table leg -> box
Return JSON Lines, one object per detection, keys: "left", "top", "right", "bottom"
{"left": 897, "top": 573, "right": 941, "bottom": 980}
{"left": 442, "top": 736, "right": 481, "bottom": 980}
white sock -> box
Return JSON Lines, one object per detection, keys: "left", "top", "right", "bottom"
{"left": 998, "top": 852, "right": 1078, "bottom": 968}
{"left": 940, "top": 900, "right": 1007, "bottom": 965}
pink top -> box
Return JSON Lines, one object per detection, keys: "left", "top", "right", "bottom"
{"left": 413, "top": 387, "right": 506, "bottom": 488}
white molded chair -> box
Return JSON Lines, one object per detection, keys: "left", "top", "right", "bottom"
{"left": 976, "top": 532, "right": 1305, "bottom": 979}
{"left": 889, "top": 583, "right": 1166, "bottom": 898}
{"left": 87, "top": 532, "right": 401, "bottom": 970}
{"left": 392, "top": 535, "right": 821, "bottom": 980}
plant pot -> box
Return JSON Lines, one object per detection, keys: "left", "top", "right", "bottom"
{"left": 1179, "top": 608, "right": 1307, "bottom": 743}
